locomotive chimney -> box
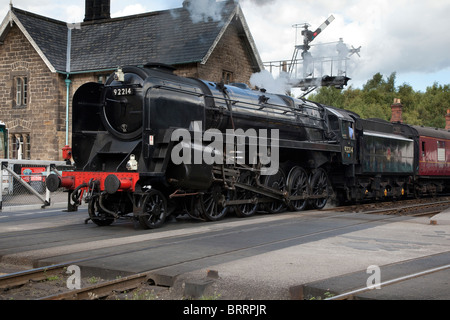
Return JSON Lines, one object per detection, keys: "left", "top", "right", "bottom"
{"left": 445, "top": 109, "right": 450, "bottom": 131}
{"left": 391, "top": 98, "right": 403, "bottom": 124}
{"left": 84, "top": 0, "right": 111, "bottom": 22}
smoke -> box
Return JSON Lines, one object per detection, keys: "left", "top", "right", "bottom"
{"left": 239, "top": 0, "right": 276, "bottom": 5}
{"left": 183, "top": 0, "right": 226, "bottom": 23}
{"left": 183, "top": 0, "right": 275, "bottom": 24}
{"left": 250, "top": 70, "right": 291, "bottom": 95}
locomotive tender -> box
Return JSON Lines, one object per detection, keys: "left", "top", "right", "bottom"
{"left": 46, "top": 63, "right": 450, "bottom": 229}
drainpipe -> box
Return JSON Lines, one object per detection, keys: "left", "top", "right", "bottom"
{"left": 65, "top": 23, "right": 81, "bottom": 147}
{"left": 65, "top": 76, "right": 71, "bottom": 146}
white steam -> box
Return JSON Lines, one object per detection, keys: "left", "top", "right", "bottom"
{"left": 184, "top": 0, "right": 226, "bottom": 23}
{"left": 183, "top": 0, "right": 275, "bottom": 24}
{"left": 250, "top": 70, "right": 291, "bottom": 95}
{"left": 239, "top": 0, "right": 276, "bottom": 5}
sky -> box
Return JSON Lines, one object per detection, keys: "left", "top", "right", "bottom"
{"left": 2, "top": 0, "right": 450, "bottom": 93}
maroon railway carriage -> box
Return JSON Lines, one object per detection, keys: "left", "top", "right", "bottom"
{"left": 412, "top": 125, "right": 450, "bottom": 195}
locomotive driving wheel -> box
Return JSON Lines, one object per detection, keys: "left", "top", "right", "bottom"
{"left": 263, "top": 168, "right": 287, "bottom": 214}
{"left": 310, "top": 168, "right": 330, "bottom": 210}
{"left": 88, "top": 197, "right": 116, "bottom": 227}
{"left": 287, "top": 166, "right": 310, "bottom": 212}
{"left": 234, "top": 171, "right": 259, "bottom": 218}
{"left": 138, "top": 190, "right": 167, "bottom": 229}
{"left": 198, "top": 184, "right": 229, "bottom": 222}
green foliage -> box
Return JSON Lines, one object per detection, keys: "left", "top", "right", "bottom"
{"left": 307, "top": 72, "right": 450, "bottom": 128}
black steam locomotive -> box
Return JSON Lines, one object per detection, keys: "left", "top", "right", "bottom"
{"left": 47, "top": 63, "right": 450, "bottom": 229}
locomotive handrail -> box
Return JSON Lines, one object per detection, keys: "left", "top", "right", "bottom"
{"left": 152, "top": 84, "right": 326, "bottom": 126}
{"left": 151, "top": 84, "right": 206, "bottom": 98}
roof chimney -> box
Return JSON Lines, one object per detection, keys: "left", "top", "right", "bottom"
{"left": 391, "top": 98, "right": 403, "bottom": 124}
{"left": 84, "top": 0, "right": 110, "bottom": 22}
{"left": 445, "top": 110, "right": 450, "bottom": 131}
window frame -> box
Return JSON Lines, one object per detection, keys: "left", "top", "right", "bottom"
{"left": 11, "top": 72, "right": 29, "bottom": 109}
{"left": 11, "top": 133, "right": 31, "bottom": 160}
{"left": 222, "top": 70, "right": 234, "bottom": 84}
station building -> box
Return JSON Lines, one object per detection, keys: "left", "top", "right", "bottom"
{"left": 0, "top": 0, "right": 263, "bottom": 161}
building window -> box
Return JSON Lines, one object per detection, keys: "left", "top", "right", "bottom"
{"left": 97, "top": 74, "right": 110, "bottom": 84}
{"left": 11, "top": 133, "right": 31, "bottom": 160}
{"left": 222, "top": 70, "right": 233, "bottom": 84}
{"left": 14, "top": 76, "right": 28, "bottom": 107}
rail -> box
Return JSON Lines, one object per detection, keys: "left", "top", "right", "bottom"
{"left": 0, "top": 159, "right": 73, "bottom": 211}
{"left": 326, "top": 264, "right": 450, "bottom": 300}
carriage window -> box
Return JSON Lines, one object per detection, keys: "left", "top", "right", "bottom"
{"left": 438, "top": 141, "right": 446, "bottom": 162}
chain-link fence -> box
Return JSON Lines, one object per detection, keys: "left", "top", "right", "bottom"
{"left": 1, "top": 159, "right": 72, "bottom": 211}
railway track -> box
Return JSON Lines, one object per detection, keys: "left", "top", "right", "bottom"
{"left": 0, "top": 260, "right": 160, "bottom": 300}
{"left": 1, "top": 197, "right": 448, "bottom": 300}
{"left": 326, "top": 263, "right": 450, "bottom": 300}
{"left": 329, "top": 196, "right": 450, "bottom": 216}
{"left": 0, "top": 263, "right": 71, "bottom": 291}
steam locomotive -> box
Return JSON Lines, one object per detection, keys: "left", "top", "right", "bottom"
{"left": 46, "top": 63, "right": 450, "bottom": 229}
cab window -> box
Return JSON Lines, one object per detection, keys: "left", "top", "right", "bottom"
{"left": 341, "top": 120, "right": 355, "bottom": 140}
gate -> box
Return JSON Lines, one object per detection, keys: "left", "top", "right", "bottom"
{"left": 1, "top": 159, "right": 72, "bottom": 211}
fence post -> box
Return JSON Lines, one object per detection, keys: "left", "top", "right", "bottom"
{"left": 45, "top": 164, "right": 52, "bottom": 207}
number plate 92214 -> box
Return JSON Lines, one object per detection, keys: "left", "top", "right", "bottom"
{"left": 113, "top": 87, "right": 134, "bottom": 96}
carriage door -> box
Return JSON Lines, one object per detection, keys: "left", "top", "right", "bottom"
{"left": 341, "top": 120, "right": 356, "bottom": 165}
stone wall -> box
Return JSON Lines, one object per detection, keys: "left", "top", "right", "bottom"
{"left": 0, "top": 25, "right": 64, "bottom": 160}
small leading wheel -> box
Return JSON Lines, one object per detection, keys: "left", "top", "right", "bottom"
{"left": 310, "top": 168, "right": 329, "bottom": 210}
{"left": 199, "top": 185, "right": 229, "bottom": 222}
{"left": 138, "top": 190, "right": 167, "bottom": 229}
{"left": 88, "top": 197, "right": 116, "bottom": 227}
{"left": 287, "top": 166, "right": 310, "bottom": 212}
{"left": 263, "top": 168, "right": 287, "bottom": 214}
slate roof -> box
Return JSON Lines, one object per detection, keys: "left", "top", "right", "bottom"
{"left": 0, "top": 2, "right": 263, "bottom": 74}
{"left": 12, "top": 10, "right": 69, "bottom": 71}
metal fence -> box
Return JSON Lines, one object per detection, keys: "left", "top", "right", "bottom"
{"left": 1, "top": 159, "right": 73, "bottom": 211}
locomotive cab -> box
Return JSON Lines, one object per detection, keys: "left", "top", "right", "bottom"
{"left": 325, "top": 107, "right": 356, "bottom": 165}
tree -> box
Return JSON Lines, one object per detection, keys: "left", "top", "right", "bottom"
{"left": 416, "top": 83, "right": 450, "bottom": 128}
{"left": 306, "top": 72, "right": 450, "bottom": 128}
